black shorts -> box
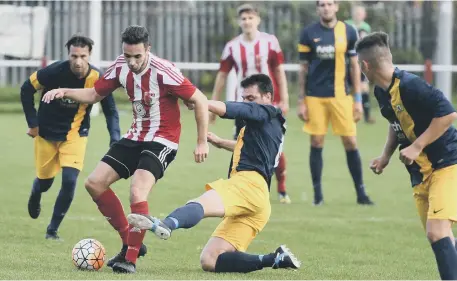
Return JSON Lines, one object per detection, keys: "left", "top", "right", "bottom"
{"left": 101, "top": 138, "right": 177, "bottom": 180}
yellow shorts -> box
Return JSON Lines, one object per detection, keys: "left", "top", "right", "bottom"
{"left": 303, "top": 96, "right": 356, "bottom": 136}
{"left": 205, "top": 171, "right": 271, "bottom": 252}
{"left": 34, "top": 136, "right": 88, "bottom": 179}
{"left": 413, "top": 164, "right": 457, "bottom": 229}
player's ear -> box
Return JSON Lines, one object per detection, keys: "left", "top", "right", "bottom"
{"left": 146, "top": 44, "right": 151, "bottom": 53}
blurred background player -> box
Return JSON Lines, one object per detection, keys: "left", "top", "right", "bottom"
{"left": 128, "top": 74, "right": 300, "bottom": 273}
{"left": 297, "top": 0, "right": 373, "bottom": 206}
{"left": 210, "top": 3, "right": 291, "bottom": 204}
{"left": 21, "top": 35, "right": 120, "bottom": 240}
{"left": 345, "top": 4, "right": 375, "bottom": 124}
{"left": 357, "top": 32, "right": 457, "bottom": 280}
{"left": 42, "top": 25, "right": 209, "bottom": 274}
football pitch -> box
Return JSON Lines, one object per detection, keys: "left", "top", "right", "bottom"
{"left": 0, "top": 107, "right": 451, "bottom": 280}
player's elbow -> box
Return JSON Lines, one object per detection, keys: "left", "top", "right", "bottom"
{"left": 189, "top": 90, "right": 208, "bottom": 106}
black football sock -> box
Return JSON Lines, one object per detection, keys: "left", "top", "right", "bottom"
{"left": 33, "top": 177, "right": 54, "bottom": 194}
{"left": 47, "top": 167, "right": 79, "bottom": 233}
{"left": 215, "top": 252, "right": 276, "bottom": 273}
{"left": 362, "top": 92, "right": 370, "bottom": 122}
{"left": 345, "top": 149, "right": 367, "bottom": 198}
{"left": 455, "top": 238, "right": 457, "bottom": 251}
{"left": 431, "top": 237, "right": 457, "bottom": 280}
{"left": 162, "top": 202, "right": 204, "bottom": 230}
{"left": 310, "top": 147, "right": 323, "bottom": 202}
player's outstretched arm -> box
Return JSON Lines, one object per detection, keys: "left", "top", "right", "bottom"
{"left": 20, "top": 79, "right": 39, "bottom": 136}
{"left": 187, "top": 89, "right": 209, "bottom": 163}
{"left": 212, "top": 101, "right": 272, "bottom": 123}
{"left": 211, "top": 71, "right": 229, "bottom": 101}
{"left": 370, "top": 125, "right": 398, "bottom": 174}
{"left": 207, "top": 132, "right": 236, "bottom": 152}
{"left": 100, "top": 94, "right": 121, "bottom": 146}
{"left": 42, "top": 87, "right": 104, "bottom": 104}
{"left": 273, "top": 64, "right": 289, "bottom": 114}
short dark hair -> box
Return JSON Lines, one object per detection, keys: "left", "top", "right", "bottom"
{"left": 316, "top": 0, "right": 337, "bottom": 6}
{"left": 237, "top": 3, "right": 258, "bottom": 16}
{"left": 65, "top": 34, "right": 94, "bottom": 53}
{"left": 240, "top": 74, "right": 274, "bottom": 97}
{"left": 121, "top": 25, "right": 149, "bottom": 45}
{"left": 355, "top": 31, "right": 390, "bottom": 53}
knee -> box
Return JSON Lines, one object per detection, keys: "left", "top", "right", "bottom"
{"left": 84, "top": 176, "right": 105, "bottom": 198}
{"left": 311, "top": 136, "right": 324, "bottom": 148}
{"left": 342, "top": 137, "right": 357, "bottom": 150}
{"left": 62, "top": 168, "right": 79, "bottom": 187}
{"left": 426, "top": 228, "right": 449, "bottom": 243}
{"left": 200, "top": 251, "right": 217, "bottom": 272}
{"left": 37, "top": 177, "right": 54, "bottom": 193}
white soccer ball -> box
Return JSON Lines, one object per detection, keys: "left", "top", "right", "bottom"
{"left": 72, "top": 238, "right": 106, "bottom": 271}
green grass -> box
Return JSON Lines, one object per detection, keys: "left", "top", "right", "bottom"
{"left": 0, "top": 108, "right": 452, "bottom": 280}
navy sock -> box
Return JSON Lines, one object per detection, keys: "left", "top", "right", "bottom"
{"left": 362, "top": 92, "right": 370, "bottom": 121}
{"left": 345, "top": 150, "right": 367, "bottom": 198}
{"left": 455, "top": 238, "right": 457, "bottom": 251}
{"left": 215, "top": 252, "right": 276, "bottom": 273}
{"left": 162, "top": 202, "right": 204, "bottom": 230}
{"left": 310, "top": 147, "right": 323, "bottom": 202}
{"left": 47, "top": 167, "right": 79, "bottom": 234}
{"left": 431, "top": 237, "right": 457, "bottom": 280}
{"left": 32, "top": 177, "right": 54, "bottom": 194}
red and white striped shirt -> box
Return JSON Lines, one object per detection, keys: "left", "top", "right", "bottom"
{"left": 94, "top": 53, "right": 196, "bottom": 149}
{"left": 219, "top": 32, "right": 284, "bottom": 103}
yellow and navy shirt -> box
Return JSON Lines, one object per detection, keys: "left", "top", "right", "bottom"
{"left": 374, "top": 68, "right": 457, "bottom": 187}
{"left": 298, "top": 21, "right": 358, "bottom": 98}
{"left": 222, "top": 102, "right": 286, "bottom": 189}
{"left": 20, "top": 60, "right": 120, "bottom": 143}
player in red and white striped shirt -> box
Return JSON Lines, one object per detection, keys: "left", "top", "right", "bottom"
{"left": 42, "top": 25, "right": 209, "bottom": 274}
{"left": 210, "top": 4, "right": 291, "bottom": 204}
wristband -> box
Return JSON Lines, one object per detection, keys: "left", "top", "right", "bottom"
{"left": 354, "top": 93, "right": 362, "bottom": 103}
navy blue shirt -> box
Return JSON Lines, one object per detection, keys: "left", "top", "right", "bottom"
{"left": 20, "top": 60, "right": 120, "bottom": 143}
{"left": 298, "top": 21, "right": 358, "bottom": 98}
{"left": 222, "top": 102, "right": 286, "bottom": 189}
{"left": 374, "top": 68, "right": 457, "bottom": 186}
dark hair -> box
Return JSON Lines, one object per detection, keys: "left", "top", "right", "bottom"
{"left": 237, "top": 3, "right": 258, "bottom": 16}
{"left": 316, "top": 0, "right": 337, "bottom": 6}
{"left": 240, "top": 74, "right": 274, "bottom": 97}
{"left": 65, "top": 34, "right": 94, "bottom": 53}
{"left": 355, "top": 31, "right": 390, "bottom": 53}
{"left": 121, "top": 25, "right": 149, "bottom": 45}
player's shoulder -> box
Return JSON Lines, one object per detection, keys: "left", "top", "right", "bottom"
{"left": 397, "top": 68, "right": 427, "bottom": 91}
{"left": 342, "top": 21, "right": 358, "bottom": 34}
{"left": 224, "top": 35, "right": 242, "bottom": 48}
{"left": 301, "top": 22, "right": 320, "bottom": 33}
{"left": 259, "top": 32, "right": 279, "bottom": 42}
{"left": 41, "top": 60, "right": 68, "bottom": 75}
{"left": 88, "top": 64, "right": 103, "bottom": 76}
{"left": 150, "top": 53, "right": 180, "bottom": 70}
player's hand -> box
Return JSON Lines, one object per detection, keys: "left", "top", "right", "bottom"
{"left": 278, "top": 101, "right": 289, "bottom": 115}
{"left": 209, "top": 112, "right": 217, "bottom": 124}
{"left": 297, "top": 102, "right": 308, "bottom": 122}
{"left": 27, "top": 127, "right": 39, "bottom": 138}
{"left": 42, "top": 89, "right": 66, "bottom": 103}
{"left": 207, "top": 132, "right": 222, "bottom": 148}
{"left": 194, "top": 141, "right": 209, "bottom": 163}
{"left": 353, "top": 102, "right": 363, "bottom": 123}
{"left": 399, "top": 143, "right": 422, "bottom": 166}
{"left": 370, "top": 155, "right": 390, "bottom": 175}
{"left": 183, "top": 100, "right": 195, "bottom": 110}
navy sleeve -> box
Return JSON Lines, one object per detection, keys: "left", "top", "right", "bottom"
{"left": 346, "top": 24, "right": 358, "bottom": 57}
{"left": 100, "top": 93, "right": 121, "bottom": 146}
{"left": 222, "top": 102, "right": 277, "bottom": 122}
{"left": 20, "top": 79, "right": 38, "bottom": 128}
{"left": 298, "top": 27, "right": 312, "bottom": 62}
{"left": 406, "top": 77, "right": 456, "bottom": 118}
